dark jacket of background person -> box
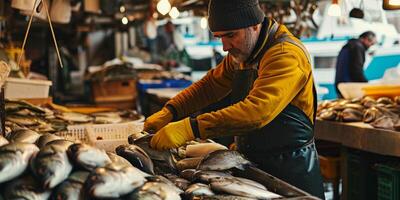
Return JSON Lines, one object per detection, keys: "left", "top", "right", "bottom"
{"left": 334, "top": 31, "right": 376, "bottom": 97}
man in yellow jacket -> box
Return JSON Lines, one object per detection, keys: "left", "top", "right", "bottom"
{"left": 144, "top": 0, "right": 325, "bottom": 198}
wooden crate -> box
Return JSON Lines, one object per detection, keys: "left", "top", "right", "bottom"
{"left": 91, "top": 79, "right": 137, "bottom": 109}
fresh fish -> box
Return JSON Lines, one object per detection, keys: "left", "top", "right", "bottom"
{"left": 193, "top": 170, "right": 233, "bottom": 183}
{"left": 370, "top": 116, "right": 395, "bottom": 130}
{"left": 86, "top": 163, "right": 147, "bottom": 198}
{"left": 170, "top": 177, "right": 190, "bottom": 191}
{"left": 93, "top": 112, "right": 122, "bottom": 124}
{"left": 363, "top": 107, "right": 383, "bottom": 123}
{"left": 31, "top": 141, "right": 73, "bottom": 189}
{"left": 68, "top": 143, "right": 111, "bottom": 171}
{"left": 3, "top": 175, "right": 51, "bottom": 200}
{"left": 5, "top": 99, "right": 46, "bottom": 114}
{"left": 125, "top": 191, "right": 162, "bottom": 200}
{"left": 180, "top": 169, "right": 197, "bottom": 180}
{"left": 0, "top": 135, "right": 9, "bottom": 147}
{"left": 8, "top": 129, "right": 41, "bottom": 144}
{"left": 116, "top": 144, "right": 155, "bottom": 175}
{"left": 126, "top": 182, "right": 181, "bottom": 200}
{"left": 318, "top": 109, "right": 337, "bottom": 121}
{"left": 131, "top": 135, "right": 176, "bottom": 171}
{"left": 361, "top": 96, "right": 376, "bottom": 108}
{"left": 6, "top": 115, "right": 41, "bottom": 126}
{"left": 192, "top": 195, "right": 257, "bottom": 200}
{"left": 185, "top": 143, "right": 228, "bottom": 158}
{"left": 185, "top": 183, "right": 215, "bottom": 197}
{"left": 377, "top": 97, "right": 393, "bottom": 105}
{"left": 0, "top": 143, "right": 39, "bottom": 183}
{"left": 395, "top": 96, "right": 400, "bottom": 105}
{"left": 197, "top": 150, "right": 251, "bottom": 171}
{"left": 341, "top": 108, "right": 363, "bottom": 122}
{"left": 233, "top": 177, "right": 267, "bottom": 190}
{"left": 48, "top": 119, "right": 68, "bottom": 132}
{"left": 56, "top": 112, "right": 93, "bottom": 123}
{"left": 162, "top": 173, "right": 190, "bottom": 190}
{"left": 145, "top": 175, "right": 183, "bottom": 194}
{"left": 210, "top": 177, "right": 281, "bottom": 199}
{"left": 107, "top": 152, "right": 133, "bottom": 167}
{"left": 51, "top": 171, "right": 90, "bottom": 200}
{"left": 45, "top": 139, "right": 74, "bottom": 147}
{"left": 36, "top": 133, "right": 62, "bottom": 148}
{"left": 176, "top": 157, "right": 203, "bottom": 171}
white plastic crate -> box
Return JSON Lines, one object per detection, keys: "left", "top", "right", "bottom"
{"left": 4, "top": 78, "right": 52, "bottom": 99}
{"left": 56, "top": 121, "right": 144, "bottom": 152}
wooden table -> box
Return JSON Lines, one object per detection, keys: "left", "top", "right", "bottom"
{"left": 315, "top": 120, "right": 400, "bottom": 157}
{"left": 315, "top": 120, "right": 400, "bottom": 200}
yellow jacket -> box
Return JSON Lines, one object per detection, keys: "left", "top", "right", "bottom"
{"left": 166, "top": 22, "right": 315, "bottom": 139}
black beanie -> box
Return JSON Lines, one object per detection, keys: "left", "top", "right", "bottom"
{"left": 208, "top": 0, "right": 265, "bottom": 32}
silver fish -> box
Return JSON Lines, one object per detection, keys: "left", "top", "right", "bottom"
{"left": 234, "top": 177, "right": 267, "bottom": 190}
{"left": 163, "top": 173, "right": 190, "bottom": 191}
{"left": 176, "top": 157, "right": 203, "bottom": 171}
{"left": 6, "top": 115, "right": 41, "bottom": 126}
{"left": 0, "top": 143, "right": 39, "bottom": 183}
{"left": 116, "top": 144, "right": 155, "bottom": 175}
{"left": 185, "top": 183, "right": 215, "bottom": 197}
{"left": 46, "top": 139, "right": 74, "bottom": 147}
{"left": 193, "top": 195, "right": 257, "bottom": 200}
{"left": 127, "top": 182, "right": 181, "bottom": 200}
{"left": 107, "top": 152, "right": 133, "bottom": 167}
{"left": 193, "top": 170, "right": 233, "bottom": 183}
{"left": 31, "top": 141, "right": 73, "bottom": 189}
{"left": 3, "top": 175, "right": 51, "bottom": 200}
{"left": 0, "top": 135, "right": 9, "bottom": 147}
{"left": 8, "top": 129, "right": 41, "bottom": 144}
{"left": 36, "top": 133, "right": 62, "bottom": 148}
{"left": 56, "top": 112, "right": 93, "bottom": 123}
{"left": 210, "top": 177, "right": 281, "bottom": 199}
{"left": 5, "top": 100, "right": 46, "bottom": 114}
{"left": 93, "top": 112, "right": 122, "bottom": 124}
{"left": 125, "top": 191, "right": 162, "bottom": 200}
{"left": 86, "top": 163, "right": 147, "bottom": 198}
{"left": 145, "top": 175, "right": 183, "bottom": 194}
{"left": 197, "top": 150, "right": 251, "bottom": 171}
{"left": 51, "top": 171, "right": 90, "bottom": 200}
{"left": 68, "top": 143, "right": 111, "bottom": 171}
{"left": 171, "top": 177, "right": 190, "bottom": 191}
{"left": 131, "top": 135, "right": 176, "bottom": 171}
{"left": 180, "top": 169, "right": 197, "bottom": 180}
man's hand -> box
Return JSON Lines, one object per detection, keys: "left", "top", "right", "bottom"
{"left": 150, "top": 118, "right": 195, "bottom": 150}
{"left": 143, "top": 107, "right": 173, "bottom": 133}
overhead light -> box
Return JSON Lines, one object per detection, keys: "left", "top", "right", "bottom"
{"left": 120, "top": 6, "right": 126, "bottom": 13}
{"left": 122, "top": 16, "right": 128, "bottom": 25}
{"left": 157, "top": 0, "right": 171, "bottom": 15}
{"left": 328, "top": 0, "right": 341, "bottom": 17}
{"left": 200, "top": 17, "right": 208, "bottom": 29}
{"left": 383, "top": 0, "right": 400, "bottom": 10}
{"left": 169, "top": 7, "right": 180, "bottom": 19}
{"left": 389, "top": 0, "right": 400, "bottom": 5}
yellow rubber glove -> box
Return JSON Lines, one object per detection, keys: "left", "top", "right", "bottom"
{"left": 144, "top": 107, "right": 173, "bottom": 134}
{"left": 150, "top": 117, "right": 195, "bottom": 150}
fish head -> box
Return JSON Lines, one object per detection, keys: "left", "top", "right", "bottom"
{"left": 87, "top": 167, "right": 120, "bottom": 198}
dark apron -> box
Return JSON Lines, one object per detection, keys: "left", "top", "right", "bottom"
{"left": 232, "top": 23, "right": 325, "bottom": 199}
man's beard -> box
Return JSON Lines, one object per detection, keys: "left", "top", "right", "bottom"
{"left": 229, "top": 28, "right": 257, "bottom": 63}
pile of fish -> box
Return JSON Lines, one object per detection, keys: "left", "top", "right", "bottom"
{"left": 0, "top": 127, "right": 284, "bottom": 199}
{"left": 317, "top": 96, "right": 400, "bottom": 130}
{"left": 5, "top": 99, "right": 144, "bottom": 135}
